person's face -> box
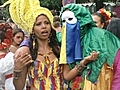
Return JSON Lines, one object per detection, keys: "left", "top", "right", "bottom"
{"left": 13, "top": 32, "right": 24, "bottom": 45}
{"left": 33, "top": 15, "right": 51, "bottom": 40}
{"left": 92, "top": 15, "right": 104, "bottom": 28}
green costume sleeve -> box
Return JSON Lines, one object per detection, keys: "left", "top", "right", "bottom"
{"left": 56, "top": 32, "right": 62, "bottom": 43}
{"left": 82, "top": 27, "right": 120, "bottom": 82}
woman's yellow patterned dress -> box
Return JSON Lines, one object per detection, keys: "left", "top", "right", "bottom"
{"left": 28, "top": 58, "right": 63, "bottom": 90}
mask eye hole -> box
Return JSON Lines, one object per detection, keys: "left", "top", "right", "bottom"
{"left": 62, "top": 20, "right": 66, "bottom": 23}
{"left": 68, "top": 18, "right": 73, "bottom": 21}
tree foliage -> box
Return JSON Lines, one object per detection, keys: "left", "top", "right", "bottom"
{"left": 40, "top": 0, "right": 62, "bottom": 11}
{"left": 0, "top": 0, "right": 117, "bottom": 20}
{"left": 77, "top": 0, "right": 116, "bottom": 3}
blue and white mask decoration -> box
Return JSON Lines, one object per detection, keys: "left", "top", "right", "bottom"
{"left": 60, "top": 10, "right": 82, "bottom": 64}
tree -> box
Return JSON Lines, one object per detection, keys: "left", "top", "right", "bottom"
{"left": 0, "top": 0, "right": 7, "bottom": 5}
{"left": 40, "top": 0, "right": 62, "bottom": 11}
{"left": 0, "top": 0, "right": 117, "bottom": 20}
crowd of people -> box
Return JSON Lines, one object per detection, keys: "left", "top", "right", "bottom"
{"left": 0, "top": 0, "right": 120, "bottom": 90}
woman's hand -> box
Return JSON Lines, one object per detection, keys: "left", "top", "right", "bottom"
{"left": 14, "top": 46, "right": 33, "bottom": 70}
{"left": 82, "top": 51, "right": 99, "bottom": 65}
{"left": 14, "top": 53, "right": 33, "bottom": 70}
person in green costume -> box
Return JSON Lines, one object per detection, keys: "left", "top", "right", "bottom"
{"left": 1, "top": 0, "right": 99, "bottom": 89}
{"left": 59, "top": 3, "right": 120, "bottom": 90}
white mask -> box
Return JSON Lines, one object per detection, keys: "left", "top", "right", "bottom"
{"left": 62, "top": 11, "right": 77, "bottom": 25}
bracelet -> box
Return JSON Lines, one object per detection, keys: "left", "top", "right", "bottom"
{"left": 14, "top": 69, "right": 22, "bottom": 72}
{"left": 75, "top": 63, "right": 87, "bottom": 74}
{"left": 13, "top": 69, "right": 22, "bottom": 79}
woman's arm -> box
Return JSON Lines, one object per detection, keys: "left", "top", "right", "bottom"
{"left": 13, "top": 46, "right": 32, "bottom": 90}
{"left": 63, "top": 51, "right": 99, "bottom": 81}
{"left": 13, "top": 66, "right": 27, "bottom": 90}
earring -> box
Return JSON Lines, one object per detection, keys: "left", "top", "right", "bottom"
{"left": 48, "top": 33, "right": 52, "bottom": 43}
{"left": 48, "top": 38, "right": 50, "bottom": 43}
{"left": 32, "top": 33, "right": 36, "bottom": 49}
{"left": 49, "top": 33, "right": 52, "bottom": 37}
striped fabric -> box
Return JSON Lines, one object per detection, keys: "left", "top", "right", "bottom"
{"left": 28, "top": 58, "right": 63, "bottom": 90}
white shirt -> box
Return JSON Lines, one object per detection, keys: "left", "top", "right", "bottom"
{"left": 0, "top": 52, "right": 15, "bottom": 90}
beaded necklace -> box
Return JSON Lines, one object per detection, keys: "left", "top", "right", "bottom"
{"left": 38, "top": 48, "right": 52, "bottom": 66}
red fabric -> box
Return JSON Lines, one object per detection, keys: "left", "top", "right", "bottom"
{"left": 0, "top": 53, "right": 7, "bottom": 59}
{"left": 41, "top": 80, "right": 45, "bottom": 90}
{"left": 51, "top": 75, "right": 56, "bottom": 90}
{"left": 0, "top": 23, "right": 13, "bottom": 50}
{"left": 5, "top": 73, "right": 13, "bottom": 80}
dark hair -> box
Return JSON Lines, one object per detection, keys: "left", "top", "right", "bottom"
{"left": 53, "top": 21, "right": 61, "bottom": 28}
{"left": 29, "top": 28, "right": 60, "bottom": 61}
{"left": 53, "top": 16, "right": 60, "bottom": 22}
{"left": 107, "top": 18, "right": 120, "bottom": 39}
{"left": 29, "top": 14, "right": 60, "bottom": 61}
{"left": 12, "top": 28, "right": 25, "bottom": 37}
{"left": 53, "top": 16, "right": 61, "bottom": 28}
{"left": 92, "top": 12, "right": 107, "bottom": 29}
{"left": 92, "top": 12, "right": 106, "bottom": 24}
{"left": 111, "top": 12, "right": 117, "bottom": 18}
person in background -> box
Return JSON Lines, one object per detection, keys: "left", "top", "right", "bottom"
{"left": 111, "top": 12, "right": 117, "bottom": 18}
{"left": 53, "top": 15, "right": 61, "bottom": 33}
{"left": 92, "top": 8, "right": 111, "bottom": 29}
{"left": 0, "top": 11, "right": 6, "bottom": 90}
{"left": 59, "top": 4, "right": 120, "bottom": 90}
{"left": 6, "top": 18, "right": 18, "bottom": 29}
{"left": 107, "top": 18, "right": 120, "bottom": 39}
{"left": 0, "top": 23, "right": 15, "bottom": 90}
{"left": 53, "top": 15, "right": 62, "bottom": 44}
{"left": 9, "top": 28, "right": 24, "bottom": 53}
{"left": 92, "top": 12, "right": 106, "bottom": 29}
{"left": 106, "top": 18, "right": 120, "bottom": 90}
{"left": 23, "top": 31, "right": 30, "bottom": 40}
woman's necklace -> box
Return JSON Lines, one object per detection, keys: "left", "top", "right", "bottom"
{"left": 38, "top": 48, "right": 53, "bottom": 66}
